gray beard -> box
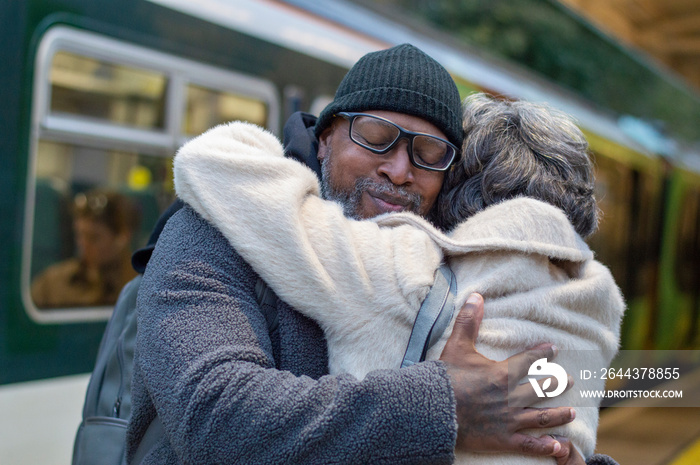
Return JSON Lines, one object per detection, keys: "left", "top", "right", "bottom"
{"left": 319, "top": 152, "right": 422, "bottom": 219}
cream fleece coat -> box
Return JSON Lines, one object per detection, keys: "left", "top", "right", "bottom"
{"left": 174, "top": 122, "right": 625, "bottom": 463}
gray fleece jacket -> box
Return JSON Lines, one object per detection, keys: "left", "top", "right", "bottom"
{"left": 126, "top": 204, "right": 457, "bottom": 464}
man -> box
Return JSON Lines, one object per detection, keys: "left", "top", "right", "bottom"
{"left": 127, "top": 44, "right": 612, "bottom": 464}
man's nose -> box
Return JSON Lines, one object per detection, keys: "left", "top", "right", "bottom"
{"left": 376, "top": 139, "right": 414, "bottom": 185}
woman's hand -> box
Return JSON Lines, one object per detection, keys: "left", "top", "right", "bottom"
{"left": 550, "top": 434, "right": 586, "bottom": 465}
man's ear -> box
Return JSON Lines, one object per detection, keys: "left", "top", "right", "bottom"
{"left": 317, "top": 126, "right": 333, "bottom": 162}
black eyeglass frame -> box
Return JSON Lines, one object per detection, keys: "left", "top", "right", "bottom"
{"left": 335, "top": 112, "right": 459, "bottom": 172}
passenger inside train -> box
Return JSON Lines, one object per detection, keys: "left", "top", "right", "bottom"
{"left": 31, "top": 189, "right": 139, "bottom": 308}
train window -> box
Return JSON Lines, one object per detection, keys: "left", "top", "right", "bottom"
{"left": 23, "top": 26, "right": 279, "bottom": 323}
{"left": 50, "top": 51, "right": 167, "bottom": 129}
{"left": 184, "top": 84, "right": 267, "bottom": 136}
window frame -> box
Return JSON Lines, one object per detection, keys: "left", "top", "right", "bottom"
{"left": 22, "top": 26, "right": 280, "bottom": 323}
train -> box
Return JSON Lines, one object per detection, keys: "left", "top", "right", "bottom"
{"left": 1, "top": 0, "right": 699, "bottom": 463}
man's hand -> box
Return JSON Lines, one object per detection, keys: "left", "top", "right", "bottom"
{"left": 439, "top": 293, "right": 576, "bottom": 456}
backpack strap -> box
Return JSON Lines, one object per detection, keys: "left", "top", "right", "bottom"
{"left": 401, "top": 263, "right": 457, "bottom": 368}
{"left": 82, "top": 275, "right": 142, "bottom": 420}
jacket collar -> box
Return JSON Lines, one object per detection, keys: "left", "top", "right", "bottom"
{"left": 283, "top": 111, "right": 322, "bottom": 179}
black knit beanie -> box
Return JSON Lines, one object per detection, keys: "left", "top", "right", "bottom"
{"left": 314, "top": 43, "right": 463, "bottom": 149}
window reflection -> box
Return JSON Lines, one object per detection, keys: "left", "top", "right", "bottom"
{"left": 30, "top": 140, "right": 174, "bottom": 309}
{"left": 31, "top": 189, "right": 139, "bottom": 309}
{"left": 50, "top": 51, "right": 167, "bottom": 129}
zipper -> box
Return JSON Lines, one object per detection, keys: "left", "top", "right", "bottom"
{"left": 113, "top": 335, "right": 127, "bottom": 418}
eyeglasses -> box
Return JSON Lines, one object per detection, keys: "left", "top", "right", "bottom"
{"left": 336, "top": 112, "right": 458, "bottom": 172}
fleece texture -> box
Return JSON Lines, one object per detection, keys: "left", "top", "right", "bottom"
{"left": 174, "top": 121, "right": 625, "bottom": 464}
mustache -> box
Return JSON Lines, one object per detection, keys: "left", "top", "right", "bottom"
{"left": 355, "top": 178, "right": 422, "bottom": 212}
{"left": 319, "top": 154, "right": 423, "bottom": 218}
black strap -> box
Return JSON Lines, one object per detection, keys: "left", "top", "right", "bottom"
{"left": 401, "top": 264, "right": 457, "bottom": 368}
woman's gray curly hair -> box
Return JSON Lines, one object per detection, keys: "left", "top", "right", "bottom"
{"left": 432, "top": 93, "right": 599, "bottom": 238}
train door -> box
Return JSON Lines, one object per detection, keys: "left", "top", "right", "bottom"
{"left": 586, "top": 138, "right": 665, "bottom": 350}
{"left": 657, "top": 166, "right": 700, "bottom": 349}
